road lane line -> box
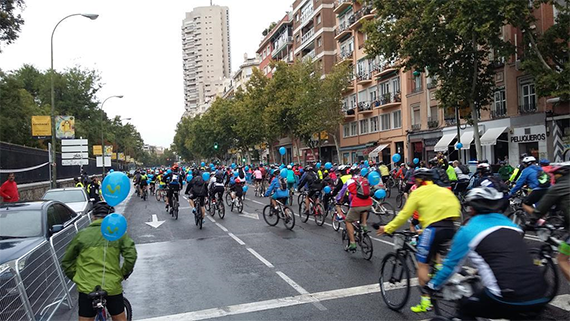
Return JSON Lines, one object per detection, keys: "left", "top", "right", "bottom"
{"left": 207, "top": 216, "right": 215, "bottom": 223}
{"left": 215, "top": 223, "right": 228, "bottom": 232}
{"left": 246, "top": 248, "right": 274, "bottom": 268}
{"left": 276, "top": 271, "right": 327, "bottom": 311}
{"left": 249, "top": 199, "right": 265, "bottom": 205}
{"left": 322, "top": 221, "right": 395, "bottom": 246}
{"left": 228, "top": 233, "right": 245, "bottom": 245}
{"left": 549, "top": 294, "right": 570, "bottom": 311}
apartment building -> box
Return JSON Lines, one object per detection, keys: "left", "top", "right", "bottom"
{"left": 182, "top": 5, "right": 231, "bottom": 118}
{"left": 256, "top": 12, "right": 294, "bottom": 78}
{"left": 220, "top": 54, "right": 260, "bottom": 99}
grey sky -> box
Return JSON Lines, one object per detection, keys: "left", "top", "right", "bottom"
{"left": 0, "top": 0, "right": 292, "bottom": 148}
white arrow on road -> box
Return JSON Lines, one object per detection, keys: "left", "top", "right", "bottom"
{"left": 145, "top": 214, "right": 165, "bottom": 228}
{"left": 239, "top": 211, "right": 259, "bottom": 220}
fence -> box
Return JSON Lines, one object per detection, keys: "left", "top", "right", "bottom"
{"left": 0, "top": 142, "right": 127, "bottom": 184}
{"left": 0, "top": 215, "right": 92, "bottom": 321}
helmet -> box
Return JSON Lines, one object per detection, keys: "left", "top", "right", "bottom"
{"left": 429, "top": 158, "right": 439, "bottom": 166}
{"left": 465, "top": 187, "right": 508, "bottom": 214}
{"left": 539, "top": 159, "right": 550, "bottom": 166}
{"left": 522, "top": 156, "right": 537, "bottom": 164}
{"left": 350, "top": 165, "right": 360, "bottom": 175}
{"left": 287, "top": 165, "right": 292, "bottom": 169}
{"left": 172, "top": 164, "right": 179, "bottom": 170}
{"left": 414, "top": 168, "right": 433, "bottom": 180}
{"left": 552, "top": 163, "right": 570, "bottom": 176}
{"left": 477, "top": 163, "right": 492, "bottom": 175}
{"left": 92, "top": 202, "right": 115, "bottom": 218}
{"left": 235, "top": 178, "right": 241, "bottom": 184}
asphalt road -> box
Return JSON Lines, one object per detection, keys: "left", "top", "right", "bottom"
{"left": 54, "top": 183, "right": 570, "bottom": 321}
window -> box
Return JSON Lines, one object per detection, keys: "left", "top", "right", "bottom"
{"left": 380, "top": 114, "right": 391, "bottom": 131}
{"left": 343, "top": 124, "right": 350, "bottom": 137}
{"left": 392, "top": 77, "right": 400, "bottom": 93}
{"left": 317, "top": 37, "right": 322, "bottom": 47}
{"left": 360, "top": 119, "right": 369, "bottom": 134}
{"left": 494, "top": 89, "right": 506, "bottom": 116}
{"left": 369, "top": 87, "right": 377, "bottom": 102}
{"left": 358, "top": 90, "right": 367, "bottom": 103}
{"left": 370, "top": 116, "right": 379, "bottom": 132}
{"left": 413, "top": 74, "right": 422, "bottom": 92}
{"left": 316, "top": 14, "right": 321, "bottom": 24}
{"left": 413, "top": 107, "right": 421, "bottom": 125}
{"left": 350, "top": 122, "right": 358, "bottom": 136}
{"left": 349, "top": 94, "right": 357, "bottom": 108}
{"left": 393, "top": 110, "right": 402, "bottom": 128}
{"left": 520, "top": 82, "right": 536, "bottom": 111}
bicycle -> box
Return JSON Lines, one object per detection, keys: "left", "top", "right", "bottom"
{"left": 370, "top": 197, "right": 396, "bottom": 225}
{"left": 263, "top": 199, "right": 295, "bottom": 230}
{"left": 194, "top": 197, "right": 204, "bottom": 229}
{"left": 429, "top": 269, "right": 482, "bottom": 321}
{"left": 341, "top": 219, "right": 373, "bottom": 260}
{"left": 331, "top": 203, "right": 348, "bottom": 232}
{"left": 297, "top": 189, "right": 307, "bottom": 208}
{"left": 230, "top": 193, "right": 244, "bottom": 213}
{"left": 394, "top": 188, "right": 405, "bottom": 209}
{"left": 208, "top": 194, "right": 225, "bottom": 219}
{"left": 155, "top": 186, "right": 166, "bottom": 201}
{"left": 299, "top": 192, "right": 326, "bottom": 226}
{"left": 149, "top": 183, "right": 156, "bottom": 196}
{"left": 141, "top": 185, "right": 147, "bottom": 201}
{"left": 170, "top": 190, "right": 179, "bottom": 220}
{"left": 89, "top": 285, "right": 132, "bottom": 321}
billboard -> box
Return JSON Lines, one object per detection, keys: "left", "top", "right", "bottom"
{"left": 104, "top": 145, "right": 113, "bottom": 156}
{"left": 55, "top": 116, "right": 75, "bottom": 139}
{"left": 111, "top": 153, "right": 117, "bottom": 160}
{"left": 31, "top": 116, "right": 51, "bottom": 138}
{"left": 118, "top": 153, "right": 125, "bottom": 161}
{"left": 93, "top": 145, "right": 103, "bottom": 156}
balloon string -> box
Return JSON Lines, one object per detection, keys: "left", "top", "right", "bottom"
{"left": 101, "top": 240, "right": 108, "bottom": 289}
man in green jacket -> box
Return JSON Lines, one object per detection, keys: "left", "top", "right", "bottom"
{"left": 497, "top": 161, "right": 514, "bottom": 181}
{"left": 62, "top": 202, "right": 137, "bottom": 321}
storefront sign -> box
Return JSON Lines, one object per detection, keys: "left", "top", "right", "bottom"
{"left": 510, "top": 133, "right": 546, "bottom": 143}
{"left": 424, "top": 138, "right": 441, "bottom": 147}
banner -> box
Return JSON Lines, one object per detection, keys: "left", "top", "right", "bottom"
{"left": 111, "top": 153, "right": 117, "bottom": 160}
{"left": 93, "top": 145, "right": 103, "bottom": 156}
{"left": 31, "top": 116, "right": 51, "bottom": 138}
{"left": 55, "top": 116, "right": 75, "bottom": 139}
{"left": 126, "top": 155, "right": 131, "bottom": 162}
{"left": 104, "top": 145, "right": 113, "bottom": 156}
{"left": 118, "top": 153, "right": 125, "bottom": 161}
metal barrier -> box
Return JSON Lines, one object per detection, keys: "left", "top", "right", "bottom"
{"left": 0, "top": 214, "right": 92, "bottom": 320}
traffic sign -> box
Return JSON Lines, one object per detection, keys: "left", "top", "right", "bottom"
{"left": 61, "top": 139, "right": 88, "bottom": 146}
{"left": 61, "top": 139, "right": 88, "bottom": 166}
{"left": 62, "top": 159, "right": 89, "bottom": 166}
{"left": 62, "top": 152, "right": 89, "bottom": 159}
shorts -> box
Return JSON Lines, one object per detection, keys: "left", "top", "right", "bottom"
{"left": 308, "top": 189, "right": 321, "bottom": 199}
{"left": 346, "top": 206, "right": 371, "bottom": 223}
{"left": 274, "top": 197, "right": 288, "bottom": 206}
{"left": 78, "top": 292, "right": 124, "bottom": 318}
{"left": 523, "top": 189, "right": 548, "bottom": 206}
{"left": 287, "top": 182, "right": 295, "bottom": 190}
{"left": 403, "top": 182, "right": 414, "bottom": 194}
{"left": 416, "top": 224, "right": 455, "bottom": 264}
{"left": 458, "top": 288, "right": 548, "bottom": 320}
{"left": 210, "top": 186, "right": 224, "bottom": 198}
{"left": 255, "top": 178, "right": 263, "bottom": 183}
{"left": 190, "top": 194, "right": 205, "bottom": 206}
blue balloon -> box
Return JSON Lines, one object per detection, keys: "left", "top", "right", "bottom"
{"left": 316, "top": 162, "right": 321, "bottom": 169}
{"left": 109, "top": 169, "right": 114, "bottom": 173}
{"left": 243, "top": 185, "right": 249, "bottom": 192}
{"left": 231, "top": 163, "right": 236, "bottom": 169}
{"left": 280, "top": 169, "right": 288, "bottom": 178}
{"left": 101, "top": 172, "right": 131, "bottom": 207}
{"left": 364, "top": 160, "right": 369, "bottom": 167}
{"left": 290, "top": 162, "right": 294, "bottom": 167}
{"left": 456, "top": 142, "right": 463, "bottom": 149}
{"left": 361, "top": 167, "right": 369, "bottom": 177}
{"left": 413, "top": 158, "right": 419, "bottom": 165}
{"left": 245, "top": 166, "right": 249, "bottom": 171}
{"left": 325, "top": 162, "right": 332, "bottom": 170}
{"left": 324, "top": 186, "right": 331, "bottom": 194}
{"left": 392, "top": 154, "right": 401, "bottom": 163}
{"left": 201, "top": 162, "right": 205, "bottom": 167}
{"left": 100, "top": 213, "right": 127, "bottom": 241}
{"left": 234, "top": 171, "right": 239, "bottom": 177}
{"left": 270, "top": 169, "right": 275, "bottom": 175}
{"left": 374, "top": 189, "right": 387, "bottom": 199}
{"left": 202, "top": 172, "right": 210, "bottom": 181}
{"left": 299, "top": 168, "right": 304, "bottom": 174}
{"left": 279, "top": 147, "right": 286, "bottom": 155}
{"left": 186, "top": 175, "right": 193, "bottom": 182}
{"left": 368, "top": 171, "right": 381, "bottom": 186}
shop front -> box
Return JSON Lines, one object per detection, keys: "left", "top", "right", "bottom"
{"left": 409, "top": 130, "right": 442, "bottom": 164}
{"left": 340, "top": 142, "right": 376, "bottom": 164}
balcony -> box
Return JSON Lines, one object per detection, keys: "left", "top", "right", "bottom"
{"left": 334, "top": 21, "right": 352, "bottom": 41}
{"left": 344, "top": 108, "right": 356, "bottom": 117}
{"left": 375, "top": 63, "right": 397, "bottom": 78}
{"left": 491, "top": 107, "right": 507, "bottom": 119}
{"left": 334, "top": 0, "right": 353, "bottom": 14}
{"left": 444, "top": 117, "right": 457, "bottom": 126}
{"left": 519, "top": 101, "right": 537, "bottom": 114}
{"left": 411, "top": 124, "right": 421, "bottom": 131}
{"left": 336, "top": 50, "right": 354, "bottom": 64}
{"left": 358, "top": 101, "right": 372, "bottom": 113}
{"left": 272, "top": 36, "right": 293, "bottom": 57}
{"left": 376, "top": 92, "right": 401, "bottom": 109}
{"left": 349, "top": 5, "right": 374, "bottom": 30}
{"left": 411, "top": 85, "right": 423, "bottom": 94}
{"left": 356, "top": 72, "right": 372, "bottom": 85}
{"left": 428, "top": 117, "right": 439, "bottom": 129}
{"left": 343, "top": 78, "right": 355, "bottom": 93}
{"left": 303, "top": 49, "right": 316, "bottom": 62}
{"left": 300, "top": 7, "right": 315, "bottom": 25}
{"left": 301, "top": 28, "right": 315, "bottom": 45}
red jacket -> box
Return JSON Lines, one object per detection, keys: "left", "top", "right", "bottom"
{"left": 346, "top": 177, "right": 372, "bottom": 207}
{"left": 0, "top": 180, "right": 19, "bottom": 202}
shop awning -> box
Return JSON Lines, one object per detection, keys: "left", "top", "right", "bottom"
{"left": 459, "top": 131, "right": 474, "bottom": 150}
{"left": 480, "top": 126, "right": 508, "bottom": 146}
{"left": 368, "top": 144, "right": 389, "bottom": 158}
{"left": 434, "top": 133, "right": 457, "bottom": 152}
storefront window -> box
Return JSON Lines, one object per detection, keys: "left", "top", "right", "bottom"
{"left": 520, "top": 142, "right": 539, "bottom": 159}
{"left": 343, "top": 153, "right": 349, "bottom": 164}
{"left": 493, "top": 133, "right": 509, "bottom": 164}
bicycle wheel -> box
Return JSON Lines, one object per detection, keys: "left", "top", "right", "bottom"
{"left": 300, "top": 202, "right": 310, "bottom": 223}
{"left": 198, "top": 207, "right": 203, "bottom": 229}
{"left": 208, "top": 199, "right": 215, "bottom": 217}
{"left": 360, "top": 233, "right": 373, "bottom": 260}
{"left": 282, "top": 207, "right": 295, "bottom": 230}
{"left": 194, "top": 210, "right": 200, "bottom": 226}
{"left": 385, "top": 186, "right": 392, "bottom": 199}
{"left": 123, "top": 296, "right": 133, "bottom": 321}
{"left": 263, "top": 205, "right": 279, "bottom": 226}
{"left": 205, "top": 197, "right": 211, "bottom": 213}
{"left": 529, "top": 248, "right": 559, "bottom": 302}
{"left": 297, "top": 193, "right": 305, "bottom": 208}
{"left": 396, "top": 193, "right": 404, "bottom": 209}
{"left": 332, "top": 212, "right": 341, "bottom": 231}
{"left": 225, "top": 193, "right": 232, "bottom": 206}
{"left": 289, "top": 192, "right": 294, "bottom": 207}
{"left": 341, "top": 228, "right": 349, "bottom": 249}
{"left": 155, "top": 190, "right": 161, "bottom": 201}
{"left": 379, "top": 252, "right": 411, "bottom": 311}
{"left": 314, "top": 203, "right": 326, "bottom": 226}
{"left": 174, "top": 201, "right": 179, "bottom": 220}
{"left": 237, "top": 198, "right": 244, "bottom": 213}
{"left": 218, "top": 201, "right": 225, "bottom": 219}
{"left": 377, "top": 202, "right": 396, "bottom": 225}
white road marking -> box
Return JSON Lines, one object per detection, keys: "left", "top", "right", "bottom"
{"left": 144, "top": 214, "right": 165, "bottom": 228}
{"left": 207, "top": 216, "right": 215, "bottom": 223}
{"left": 249, "top": 199, "right": 265, "bottom": 205}
{"left": 178, "top": 206, "right": 190, "bottom": 210}
{"left": 549, "top": 294, "right": 570, "bottom": 311}
{"left": 322, "top": 220, "right": 395, "bottom": 246}
{"left": 215, "top": 223, "right": 228, "bottom": 232}
{"left": 239, "top": 211, "right": 260, "bottom": 220}
{"left": 276, "top": 271, "right": 327, "bottom": 311}
{"left": 246, "top": 248, "right": 274, "bottom": 268}
{"left": 228, "top": 233, "right": 245, "bottom": 245}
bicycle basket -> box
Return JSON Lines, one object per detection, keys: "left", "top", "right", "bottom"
{"left": 393, "top": 234, "right": 405, "bottom": 250}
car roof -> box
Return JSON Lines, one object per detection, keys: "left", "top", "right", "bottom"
{"left": 44, "top": 187, "right": 86, "bottom": 192}
{"left": 0, "top": 200, "right": 55, "bottom": 210}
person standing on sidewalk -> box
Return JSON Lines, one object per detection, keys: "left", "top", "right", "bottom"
{"left": 0, "top": 173, "right": 19, "bottom": 203}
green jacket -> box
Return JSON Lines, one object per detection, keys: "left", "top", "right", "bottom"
{"left": 498, "top": 165, "right": 514, "bottom": 181}
{"left": 446, "top": 165, "right": 457, "bottom": 182}
{"left": 61, "top": 219, "right": 137, "bottom": 295}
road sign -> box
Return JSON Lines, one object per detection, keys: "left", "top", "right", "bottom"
{"left": 61, "top": 139, "right": 88, "bottom": 146}
{"left": 96, "top": 156, "right": 111, "bottom": 167}
{"left": 62, "top": 152, "right": 89, "bottom": 159}
{"left": 62, "top": 159, "right": 89, "bottom": 166}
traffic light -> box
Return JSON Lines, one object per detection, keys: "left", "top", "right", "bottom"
{"left": 214, "top": 142, "right": 218, "bottom": 150}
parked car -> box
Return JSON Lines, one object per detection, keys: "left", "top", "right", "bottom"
{"left": 42, "top": 187, "right": 94, "bottom": 216}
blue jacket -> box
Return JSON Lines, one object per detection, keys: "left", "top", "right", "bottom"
{"left": 509, "top": 165, "right": 543, "bottom": 197}
{"left": 264, "top": 177, "right": 289, "bottom": 199}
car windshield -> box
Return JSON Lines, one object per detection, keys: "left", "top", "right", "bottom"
{"left": 0, "top": 209, "right": 43, "bottom": 238}
{"left": 43, "top": 190, "right": 86, "bottom": 203}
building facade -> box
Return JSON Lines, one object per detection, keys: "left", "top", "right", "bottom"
{"left": 256, "top": 12, "right": 294, "bottom": 78}
{"left": 182, "top": 5, "right": 231, "bottom": 118}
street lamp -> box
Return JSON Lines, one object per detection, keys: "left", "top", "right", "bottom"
{"left": 100, "top": 95, "right": 124, "bottom": 177}
{"left": 50, "top": 13, "right": 98, "bottom": 188}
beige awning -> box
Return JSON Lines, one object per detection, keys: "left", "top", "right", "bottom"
{"left": 368, "top": 144, "right": 389, "bottom": 158}
{"left": 434, "top": 133, "right": 456, "bottom": 152}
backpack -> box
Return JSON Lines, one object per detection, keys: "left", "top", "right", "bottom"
{"left": 192, "top": 177, "right": 207, "bottom": 196}
{"left": 239, "top": 171, "right": 245, "bottom": 179}
{"left": 278, "top": 177, "right": 288, "bottom": 191}
{"left": 435, "top": 168, "right": 450, "bottom": 186}
{"left": 459, "top": 164, "right": 470, "bottom": 175}
{"left": 354, "top": 177, "right": 370, "bottom": 200}
{"left": 537, "top": 170, "right": 551, "bottom": 188}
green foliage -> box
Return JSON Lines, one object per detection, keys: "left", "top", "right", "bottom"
{"left": 0, "top": 0, "right": 25, "bottom": 51}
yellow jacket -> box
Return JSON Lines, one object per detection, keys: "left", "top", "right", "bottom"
{"left": 385, "top": 182, "right": 460, "bottom": 234}
{"left": 379, "top": 165, "right": 389, "bottom": 176}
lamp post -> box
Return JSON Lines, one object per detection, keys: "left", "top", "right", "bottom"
{"left": 100, "top": 95, "right": 124, "bottom": 177}
{"left": 50, "top": 13, "right": 98, "bottom": 188}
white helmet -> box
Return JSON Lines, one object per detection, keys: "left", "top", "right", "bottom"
{"left": 287, "top": 165, "right": 292, "bottom": 169}
{"left": 465, "top": 187, "right": 508, "bottom": 214}
{"left": 465, "top": 187, "right": 504, "bottom": 203}
{"left": 522, "top": 156, "right": 536, "bottom": 164}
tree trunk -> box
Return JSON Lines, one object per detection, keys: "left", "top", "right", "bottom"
{"left": 332, "top": 133, "right": 341, "bottom": 164}
{"left": 292, "top": 139, "right": 302, "bottom": 165}
{"left": 471, "top": 32, "right": 483, "bottom": 160}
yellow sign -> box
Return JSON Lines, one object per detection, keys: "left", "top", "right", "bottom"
{"left": 118, "top": 153, "right": 125, "bottom": 161}
{"left": 111, "top": 153, "right": 117, "bottom": 160}
{"left": 126, "top": 155, "right": 131, "bottom": 162}
{"left": 320, "top": 131, "right": 329, "bottom": 140}
{"left": 31, "top": 116, "right": 51, "bottom": 137}
{"left": 104, "top": 145, "right": 113, "bottom": 156}
{"left": 93, "top": 145, "right": 103, "bottom": 156}
{"left": 55, "top": 116, "right": 75, "bottom": 139}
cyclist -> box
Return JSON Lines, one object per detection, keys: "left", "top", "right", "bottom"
{"left": 230, "top": 177, "right": 245, "bottom": 203}
{"left": 286, "top": 165, "right": 296, "bottom": 193}
{"left": 376, "top": 168, "right": 460, "bottom": 313}
{"left": 264, "top": 168, "right": 290, "bottom": 214}
{"left": 509, "top": 156, "right": 550, "bottom": 215}
{"left": 429, "top": 158, "right": 451, "bottom": 188}
{"left": 336, "top": 166, "right": 371, "bottom": 252}
{"left": 208, "top": 171, "right": 225, "bottom": 205}
{"left": 138, "top": 172, "right": 148, "bottom": 199}
{"left": 187, "top": 169, "right": 208, "bottom": 224}
{"left": 427, "top": 187, "right": 549, "bottom": 320}
{"left": 331, "top": 165, "right": 351, "bottom": 221}
{"left": 472, "top": 163, "right": 508, "bottom": 192}
{"left": 379, "top": 162, "right": 390, "bottom": 185}
{"left": 508, "top": 153, "right": 529, "bottom": 183}
{"left": 164, "top": 167, "right": 182, "bottom": 214}
{"left": 530, "top": 163, "right": 570, "bottom": 282}
{"left": 254, "top": 166, "right": 263, "bottom": 191}
{"left": 62, "top": 202, "right": 137, "bottom": 321}
{"left": 297, "top": 166, "right": 323, "bottom": 216}
{"left": 148, "top": 172, "right": 156, "bottom": 195}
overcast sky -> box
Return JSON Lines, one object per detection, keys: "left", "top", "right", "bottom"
{"left": 0, "top": 0, "right": 292, "bottom": 148}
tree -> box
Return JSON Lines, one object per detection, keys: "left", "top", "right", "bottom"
{"left": 0, "top": 0, "right": 25, "bottom": 52}
{"left": 363, "top": 0, "right": 532, "bottom": 159}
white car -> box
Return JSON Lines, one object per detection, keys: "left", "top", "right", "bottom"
{"left": 42, "top": 187, "right": 94, "bottom": 216}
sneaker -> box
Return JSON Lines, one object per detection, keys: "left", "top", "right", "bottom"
{"left": 345, "top": 243, "right": 357, "bottom": 252}
{"left": 362, "top": 225, "right": 369, "bottom": 233}
{"left": 410, "top": 297, "right": 432, "bottom": 313}
{"left": 335, "top": 215, "right": 344, "bottom": 222}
